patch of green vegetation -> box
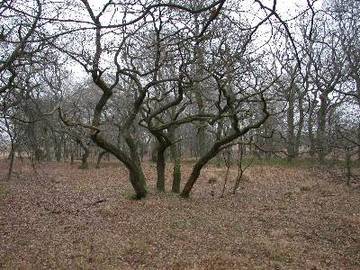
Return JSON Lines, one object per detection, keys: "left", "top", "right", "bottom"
{"left": 0, "top": 183, "right": 8, "bottom": 199}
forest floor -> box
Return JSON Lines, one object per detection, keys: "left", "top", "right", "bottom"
{"left": 0, "top": 160, "right": 359, "bottom": 269}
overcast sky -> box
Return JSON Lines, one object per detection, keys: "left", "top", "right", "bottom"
{"left": 67, "top": 0, "right": 324, "bottom": 80}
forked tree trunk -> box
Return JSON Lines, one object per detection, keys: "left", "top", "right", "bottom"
{"left": 91, "top": 133, "right": 147, "bottom": 199}
{"left": 83, "top": 59, "right": 147, "bottom": 198}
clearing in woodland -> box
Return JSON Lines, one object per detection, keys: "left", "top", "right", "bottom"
{"left": 0, "top": 160, "right": 359, "bottom": 269}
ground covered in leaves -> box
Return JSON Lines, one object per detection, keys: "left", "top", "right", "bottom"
{"left": 0, "top": 160, "right": 359, "bottom": 269}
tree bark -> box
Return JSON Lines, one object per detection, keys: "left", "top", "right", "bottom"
{"left": 287, "top": 87, "right": 296, "bottom": 160}
{"left": 294, "top": 95, "right": 305, "bottom": 158}
{"left": 308, "top": 99, "right": 317, "bottom": 158}
{"left": 79, "top": 144, "right": 90, "bottom": 169}
{"left": 194, "top": 13, "right": 208, "bottom": 158}
{"left": 43, "top": 127, "right": 52, "bottom": 161}
{"left": 91, "top": 132, "right": 147, "bottom": 199}
{"left": 232, "top": 143, "right": 244, "bottom": 194}
{"left": 156, "top": 144, "right": 166, "bottom": 192}
{"left": 54, "top": 135, "right": 63, "bottom": 162}
{"left": 7, "top": 144, "right": 15, "bottom": 180}
{"left": 73, "top": 137, "right": 90, "bottom": 169}
{"left": 169, "top": 127, "right": 181, "bottom": 193}
{"left": 125, "top": 134, "right": 147, "bottom": 189}
{"left": 358, "top": 123, "right": 360, "bottom": 162}
{"left": 317, "top": 94, "right": 328, "bottom": 163}
{"left": 345, "top": 148, "right": 351, "bottom": 186}
{"left": 181, "top": 97, "right": 269, "bottom": 198}
{"left": 95, "top": 150, "right": 107, "bottom": 168}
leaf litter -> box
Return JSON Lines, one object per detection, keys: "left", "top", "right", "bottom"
{"left": 0, "top": 161, "right": 359, "bottom": 269}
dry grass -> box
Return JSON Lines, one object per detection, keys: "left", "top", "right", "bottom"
{"left": 0, "top": 160, "right": 359, "bottom": 269}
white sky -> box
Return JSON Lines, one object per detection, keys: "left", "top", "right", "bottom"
{"left": 66, "top": 0, "right": 324, "bottom": 79}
